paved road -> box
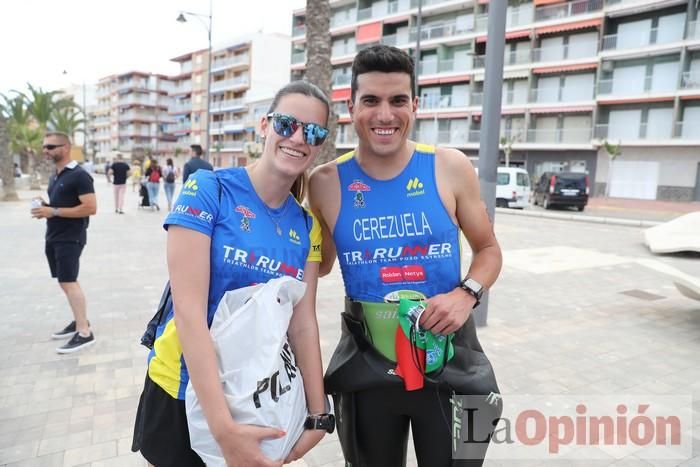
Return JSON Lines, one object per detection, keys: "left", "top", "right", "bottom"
{"left": 1, "top": 178, "right": 698, "bottom": 466}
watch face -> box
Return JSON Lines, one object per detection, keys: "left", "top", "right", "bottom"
{"left": 465, "top": 278, "right": 482, "bottom": 293}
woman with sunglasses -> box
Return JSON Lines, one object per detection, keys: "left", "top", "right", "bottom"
{"left": 132, "top": 81, "right": 332, "bottom": 467}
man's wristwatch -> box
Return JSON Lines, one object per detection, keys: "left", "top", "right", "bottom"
{"left": 459, "top": 276, "right": 484, "bottom": 308}
{"left": 304, "top": 413, "right": 335, "bottom": 433}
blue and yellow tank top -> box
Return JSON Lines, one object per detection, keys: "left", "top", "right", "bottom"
{"left": 333, "top": 144, "right": 461, "bottom": 303}
{"left": 148, "top": 167, "right": 322, "bottom": 400}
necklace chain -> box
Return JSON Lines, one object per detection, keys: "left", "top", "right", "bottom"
{"left": 262, "top": 196, "right": 290, "bottom": 236}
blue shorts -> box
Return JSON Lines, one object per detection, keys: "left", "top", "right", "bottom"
{"left": 45, "top": 241, "right": 84, "bottom": 282}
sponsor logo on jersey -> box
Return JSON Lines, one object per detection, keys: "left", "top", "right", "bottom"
{"left": 380, "top": 265, "right": 427, "bottom": 283}
{"left": 235, "top": 205, "right": 256, "bottom": 232}
{"left": 181, "top": 178, "right": 199, "bottom": 196}
{"left": 406, "top": 177, "right": 425, "bottom": 197}
{"left": 222, "top": 245, "right": 305, "bottom": 280}
{"left": 173, "top": 204, "right": 213, "bottom": 223}
{"left": 289, "top": 228, "right": 301, "bottom": 245}
{"left": 348, "top": 180, "right": 370, "bottom": 208}
{"left": 341, "top": 242, "right": 453, "bottom": 265}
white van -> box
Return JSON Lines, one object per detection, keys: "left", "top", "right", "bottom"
{"left": 496, "top": 167, "right": 530, "bottom": 208}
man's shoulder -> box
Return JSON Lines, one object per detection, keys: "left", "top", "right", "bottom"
{"left": 309, "top": 160, "right": 339, "bottom": 185}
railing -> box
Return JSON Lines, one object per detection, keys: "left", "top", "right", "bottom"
{"left": 211, "top": 54, "right": 249, "bottom": 71}
{"left": 470, "top": 92, "right": 484, "bottom": 106}
{"left": 468, "top": 130, "right": 481, "bottom": 142}
{"left": 210, "top": 98, "right": 245, "bottom": 111}
{"left": 331, "top": 44, "right": 356, "bottom": 58}
{"left": 675, "top": 121, "right": 700, "bottom": 139}
{"left": 476, "top": 5, "right": 534, "bottom": 32}
{"left": 535, "top": 0, "right": 603, "bottom": 22}
{"left": 333, "top": 73, "right": 352, "bottom": 86}
{"left": 334, "top": 102, "right": 349, "bottom": 115}
{"left": 117, "top": 80, "right": 148, "bottom": 91}
{"left": 169, "top": 101, "right": 192, "bottom": 113}
{"left": 172, "top": 82, "right": 192, "bottom": 94}
{"left": 531, "top": 42, "right": 598, "bottom": 62}
{"left": 220, "top": 118, "right": 245, "bottom": 128}
{"left": 210, "top": 76, "right": 249, "bottom": 92}
{"left": 409, "top": 20, "right": 475, "bottom": 42}
{"left": 502, "top": 89, "right": 528, "bottom": 105}
{"left": 531, "top": 85, "right": 595, "bottom": 103}
{"left": 118, "top": 95, "right": 156, "bottom": 106}
{"left": 681, "top": 71, "right": 700, "bottom": 89}
{"left": 595, "top": 123, "right": 657, "bottom": 140}
{"left": 167, "top": 122, "right": 192, "bottom": 133}
{"left": 291, "top": 51, "right": 306, "bottom": 64}
{"left": 118, "top": 111, "right": 157, "bottom": 122}
{"left": 598, "top": 76, "right": 677, "bottom": 95}
{"left": 418, "top": 58, "right": 472, "bottom": 75}
{"left": 292, "top": 24, "right": 306, "bottom": 37}
{"left": 180, "top": 62, "right": 193, "bottom": 74}
{"left": 526, "top": 128, "right": 593, "bottom": 144}
{"left": 336, "top": 132, "right": 358, "bottom": 145}
{"left": 420, "top": 93, "right": 469, "bottom": 109}
{"left": 688, "top": 22, "right": 699, "bottom": 40}
{"left": 219, "top": 141, "right": 244, "bottom": 151}
{"left": 504, "top": 48, "right": 532, "bottom": 66}
{"left": 330, "top": 12, "right": 355, "bottom": 28}
{"left": 472, "top": 55, "right": 486, "bottom": 69}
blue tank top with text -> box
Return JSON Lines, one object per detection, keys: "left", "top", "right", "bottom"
{"left": 333, "top": 144, "right": 461, "bottom": 302}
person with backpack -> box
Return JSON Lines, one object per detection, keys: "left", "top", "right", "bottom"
{"left": 144, "top": 158, "right": 162, "bottom": 211}
{"left": 163, "top": 158, "right": 177, "bottom": 211}
{"left": 132, "top": 81, "right": 333, "bottom": 466}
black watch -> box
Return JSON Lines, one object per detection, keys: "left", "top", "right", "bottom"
{"left": 459, "top": 276, "right": 484, "bottom": 308}
{"left": 304, "top": 413, "right": 335, "bottom": 433}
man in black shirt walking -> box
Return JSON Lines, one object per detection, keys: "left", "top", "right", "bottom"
{"left": 31, "top": 132, "right": 97, "bottom": 354}
{"left": 182, "top": 144, "right": 213, "bottom": 183}
{"left": 108, "top": 153, "right": 130, "bottom": 214}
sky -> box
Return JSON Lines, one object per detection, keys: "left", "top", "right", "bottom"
{"left": 1, "top": 0, "right": 306, "bottom": 96}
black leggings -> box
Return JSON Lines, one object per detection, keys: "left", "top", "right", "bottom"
{"left": 338, "top": 386, "right": 496, "bottom": 467}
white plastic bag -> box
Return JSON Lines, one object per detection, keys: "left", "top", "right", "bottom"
{"left": 185, "top": 276, "right": 308, "bottom": 465}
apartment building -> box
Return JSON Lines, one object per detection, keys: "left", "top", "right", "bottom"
{"left": 168, "top": 32, "right": 291, "bottom": 168}
{"left": 291, "top": 0, "right": 700, "bottom": 201}
{"left": 92, "top": 71, "right": 176, "bottom": 162}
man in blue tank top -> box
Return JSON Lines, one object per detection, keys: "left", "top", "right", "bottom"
{"left": 309, "top": 45, "right": 504, "bottom": 466}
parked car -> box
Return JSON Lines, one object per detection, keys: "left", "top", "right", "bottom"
{"left": 496, "top": 167, "right": 530, "bottom": 208}
{"left": 533, "top": 171, "right": 589, "bottom": 211}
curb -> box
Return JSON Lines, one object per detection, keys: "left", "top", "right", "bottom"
{"left": 494, "top": 207, "right": 662, "bottom": 228}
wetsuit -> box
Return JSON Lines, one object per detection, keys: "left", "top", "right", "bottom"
{"left": 325, "top": 144, "right": 501, "bottom": 467}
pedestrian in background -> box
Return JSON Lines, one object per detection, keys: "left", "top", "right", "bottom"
{"left": 109, "top": 154, "right": 130, "bottom": 214}
{"left": 182, "top": 144, "right": 212, "bottom": 183}
{"left": 163, "top": 158, "right": 177, "bottom": 211}
{"left": 145, "top": 158, "right": 162, "bottom": 211}
{"left": 31, "top": 131, "right": 97, "bottom": 354}
{"left": 104, "top": 160, "right": 112, "bottom": 183}
{"left": 131, "top": 161, "right": 142, "bottom": 192}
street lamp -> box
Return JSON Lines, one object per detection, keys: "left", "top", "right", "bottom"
{"left": 177, "top": 0, "right": 212, "bottom": 163}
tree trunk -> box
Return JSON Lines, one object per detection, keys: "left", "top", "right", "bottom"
{"left": 0, "top": 116, "right": 19, "bottom": 201}
{"left": 305, "top": 0, "right": 337, "bottom": 167}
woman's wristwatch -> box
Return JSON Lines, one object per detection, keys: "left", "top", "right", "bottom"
{"left": 304, "top": 413, "right": 335, "bottom": 433}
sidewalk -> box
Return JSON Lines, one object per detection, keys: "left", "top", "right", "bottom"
{"left": 0, "top": 178, "right": 698, "bottom": 466}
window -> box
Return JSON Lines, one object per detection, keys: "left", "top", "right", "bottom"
{"left": 497, "top": 173, "right": 510, "bottom": 185}
{"left": 516, "top": 173, "right": 530, "bottom": 187}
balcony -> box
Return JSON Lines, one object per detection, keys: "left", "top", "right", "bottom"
{"left": 117, "top": 80, "right": 148, "bottom": 91}
{"left": 681, "top": 71, "right": 700, "bottom": 89}
{"left": 532, "top": 42, "right": 598, "bottom": 63}
{"left": 167, "top": 122, "right": 192, "bottom": 133}
{"left": 534, "top": 0, "right": 603, "bottom": 22}
{"left": 331, "top": 44, "right": 356, "bottom": 59}
{"left": 210, "top": 98, "right": 246, "bottom": 113}
{"left": 416, "top": 129, "right": 469, "bottom": 146}
{"left": 210, "top": 76, "right": 249, "bottom": 93}
{"left": 502, "top": 89, "right": 529, "bottom": 106}
{"left": 334, "top": 102, "right": 349, "bottom": 115}
{"left": 292, "top": 50, "right": 307, "bottom": 64}
{"left": 526, "top": 127, "right": 593, "bottom": 144}
{"left": 292, "top": 24, "right": 306, "bottom": 37}
{"left": 595, "top": 122, "right": 674, "bottom": 140}
{"left": 118, "top": 111, "right": 157, "bottom": 122}
{"left": 211, "top": 54, "right": 250, "bottom": 72}
{"left": 336, "top": 132, "right": 358, "bottom": 145}
{"left": 602, "top": 27, "right": 684, "bottom": 51}
{"left": 688, "top": 22, "right": 699, "bottom": 40}
{"left": 476, "top": 5, "right": 533, "bottom": 32}
{"left": 504, "top": 48, "right": 532, "bottom": 66}
{"left": 118, "top": 95, "right": 157, "bottom": 107}
{"left": 418, "top": 58, "right": 472, "bottom": 75}
{"left": 598, "top": 76, "right": 676, "bottom": 96}
{"left": 410, "top": 20, "right": 475, "bottom": 43}
{"left": 332, "top": 73, "right": 352, "bottom": 86}
{"left": 172, "top": 81, "right": 192, "bottom": 94}
{"left": 218, "top": 141, "right": 244, "bottom": 151}
{"left": 531, "top": 85, "right": 595, "bottom": 103}
{"left": 420, "top": 93, "right": 469, "bottom": 110}
{"left": 676, "top": 121, "right": 700, "bottom": 139}
{"left": 468, "top": 129, "right": 481, "bottom": 142}
{"left": 169, "top": 100, "right": 192, "bottom": 114}
{"left": 331, "top": 13, "right": 355, "bottom": 29}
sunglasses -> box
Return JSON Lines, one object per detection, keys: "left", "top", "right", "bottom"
{"left": 43, "top": 144, "right": 65, "bottom": 150}
{"left": 267, "top": 113, "right": 329, "bottom": 147}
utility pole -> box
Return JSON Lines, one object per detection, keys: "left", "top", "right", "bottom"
{"left": 474, "top": 0, "right": 507, "bottom": 327}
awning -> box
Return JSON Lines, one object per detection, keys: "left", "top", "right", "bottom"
{"left": 503, "top": 69, "right": 531, "bottom": 79}
{"left": 506, "top": 29, "right": 531, "bottom": 40}
{"left": 530, "top": 105, "right": 594, "bottom": 114}
{"left": 501, "top": 108, "right": 526, "bottom": 115}
{"left": 332, "top": 88, "right": 351, "bottom": 101}
{"left": 534, "top": 0, "right": 565, "bottom": 5}
{"left": 680, "top": 94, "right": 700, "bottom": 101}
{"left": 417, "top": 112, "right": 470, "bottom": 119}
{"left": 418, "top": 74, "right": 470, "bottom": 86}
{"left": 356, "top": 22, "right": 382, "bottom": 45}
{"left": 533, "top": 62, "right": 598, "bottom": 74}
{"left": 536, "top": 18, "right": 602, "bottom": 36}
{"left": 598, "top": 96, "right": 674, "bottom": 105}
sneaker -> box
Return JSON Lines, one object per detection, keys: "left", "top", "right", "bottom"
{"left": 51, "top": 321, "right": 76, "bottom": 339}
{"left": 56, "top": 332, "right": 95, "bottom": 354}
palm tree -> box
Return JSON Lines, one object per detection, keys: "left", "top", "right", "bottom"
{"left": 304, "top": 0, "right": 337, "bottom": 167}
{"left": 0, "top": 114, "right": 19, "bottom": 201}
{"left": 50, "top": 105, "right": 85, "bottom": 140}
